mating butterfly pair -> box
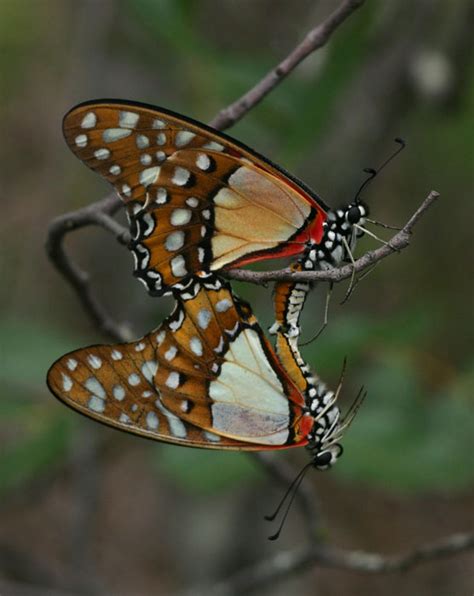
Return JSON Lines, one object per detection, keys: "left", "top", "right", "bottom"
{"left": 49, "top": 100, "right": 371, "bottom": 505}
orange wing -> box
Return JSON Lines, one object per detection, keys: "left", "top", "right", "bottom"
{"left": 63, "top": 100, "right": 327, "bottom": 295}
{"left": 47, "top": 276, "right": 313, "bottom": 449}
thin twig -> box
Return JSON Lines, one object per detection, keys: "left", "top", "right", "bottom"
{"left": 210, "top": 0, "right": 365, "bottom": 129}
{"left": 224, "top": 191, "right": 440, "bottom": 285}
{"left": 45, "top": 194, "right": 130, "bottom": 342}
{"left": 194, "top": 532, "right": 474, "bottom": 596}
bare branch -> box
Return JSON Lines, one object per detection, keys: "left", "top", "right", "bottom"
{"left": 196, "top": 532, "right": 474, "bottom": 596}
{"left": 210, "top": 0, "right": 366, "bottom": 130}
{"left": 224, "top": 191, "right": 440, "bottom": 285}
{"left": 45, "top": 193, "right": 130, "bottom": 342}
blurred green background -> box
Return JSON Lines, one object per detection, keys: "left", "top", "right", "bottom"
{"left": 1, "top": 1, "right": 473, "bottom": 595}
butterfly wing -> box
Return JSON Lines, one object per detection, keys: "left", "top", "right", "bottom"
{"left": 47, "top": 276, "right": 313, "bottom": 449}
{"left": 63, "top": 100, "right": 327, "bottom": 296}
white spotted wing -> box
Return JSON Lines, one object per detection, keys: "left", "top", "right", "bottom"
{"left": 47, "top": 277, "right": 311, "bottom": 448}
{"left": 63, "top": 100, "right": 327, "bottom": 296}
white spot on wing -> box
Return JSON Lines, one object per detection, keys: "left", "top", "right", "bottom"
{"left": 172, "top": 166, "right": 191, "bottom": 186}
{"left": 119, "top": 111, "right": 139, "bottom": 128}
{"left": 103, "top": 128, "right": 132, "bottom": 142}
{"left": 190, "top": 337, "right": 203, "bottom": 356}
{"left": 170, "top": 255, "right": 187, "bottom": 277}
{"left": 216, "top": 299, "right": 232, "bottom": 313}
{"left": 87, "top": 355, "right": 102, "bottom": 369}
{"left": 139, "top": 166, "right": 161, "bottom": 187}
{"left": 136, "top": 134, "right": 149, "bottom": 148}
{"left": 152, "top": 118, "right": 167, "bottom": 129}
{"left": 196, "top": 153, "right": 211, "bottom": 170}
{"left": 75, "top": 134, "right": 87, "bottom": 148}
{"left": 165, "top": 346, "right": 178, "bottom": 361}
{"left": 135, "top": 342, "right": 146, "bottom": 352}
{"left": 156, "top": 132, "right": 166, "bottom": 145}
{"left": 170, "top": 208, "right": 192, "bottom": 226}
{"left": 166, "top": 371, "right": 180, "bottom": 389}
{"left": 94, "top": 148, "right": 110, "bottom": 160}
{"left": 112, "top": 385, "right": 126, "bottom": 401}
{"left": 156, "top": 187, "right": 168, "bottom": 204}
{"left": 88, "top": 395, "right": 105, "bottom": 413}
{"left": 128, "top": 373, "right": 141, "bottom": 386}
{"left": 203, "top": 141, "right": 224, "bottom": 151}
{"left": 146, "top": 411, "right": 159, "bottom": 430}
{"left": 203, "top": 430, "right": 221, "bottom": 442}
{"left": 81, "top": 112, "right": 97, "bottom": 129}
{"left": 154, "top": 399, "right": 187, "bottom": 438}
{"left": 62, "top": 373, "right": 73, "bottom": 391}
{"left": 165, "top": 231, "right": 185, "bottom": 251}
{"left": 175, "top": 130, "right": 196, "bottom": 147}
{"left": 109, "top": 164, "right": 121, "bottom": 176}
{"left": 156, "top": 330, "right": 166, "bottom": 346}
{"left": 186, "top": 197, "right": 199, "bottom": 208}
{"left": 141, "top": 360, "right": 158, "bottom": 382}
{"left": 198, "top": 308, "right": 212, "bottom": 329}
{"left": 67, "top": 358, "right": 78, "bottom": 371}
{"left": 111, "top": 350, "right": 123, "bottom": 360}
{"left": 85, "top": 377, "right": 106, "bottom": 399}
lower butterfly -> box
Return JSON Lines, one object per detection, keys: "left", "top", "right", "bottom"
{"left": 47, "top": 275, "right": 360, "bottom": 468}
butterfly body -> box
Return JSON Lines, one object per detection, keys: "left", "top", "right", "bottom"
{"left": 271, "top": 201, "right": 368, "bottom": 340}
{"left": 63, "top": 100, "right": 328, "bottom": 296}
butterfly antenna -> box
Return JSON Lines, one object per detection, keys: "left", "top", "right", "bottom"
{"left": 266, "top": 462, "right": 313, "bottom": 541}
{"left": 354, "top": 138, "right": 406, "bottom": 202}
{"left": 264, "top": 462, "right": 312, "bottom": 523}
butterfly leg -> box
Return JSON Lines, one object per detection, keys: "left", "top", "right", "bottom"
{"left": 300, "top": 282, "right": 333, "bottom": 346}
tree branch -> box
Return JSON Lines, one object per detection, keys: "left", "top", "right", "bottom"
{"left": 224, "top": 190, "right": 440, "bottom": 284}
{"left": 209, "top": 0, "right": 365, "bottom": 129}
{"left": 45, "top": 193, "right": 129, "bottom": 342}
{"left": 196, "top": 532, "right": 474, "bottom": 596}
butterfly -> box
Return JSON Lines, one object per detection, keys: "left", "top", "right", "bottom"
{"left": 47, "top": 274, "right": 357, "bottom": 469}
{"left": 62, "top": 99, "right": 329, "bottom": 297}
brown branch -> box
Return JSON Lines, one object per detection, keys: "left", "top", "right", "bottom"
{"left": 45, "top": 193, "right": 130, "bottom": 342}
{"left": 46, "top": 0, "right": 365, "bottom": 341}
{"left": 196, "top": 532, "right": 474, "bottom": 596}
{"left": 224, "top": 191, "right": 440, "bottom": 285}
{"left": 210, "top": 0, "right": 365, "bottom": 129}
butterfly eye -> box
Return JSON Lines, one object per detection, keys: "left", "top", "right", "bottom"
{"left": 347, "top": 205, "right": 362, "bottom": 224}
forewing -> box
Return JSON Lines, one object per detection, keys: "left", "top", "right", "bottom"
{"left": 63, "top": 100, "right": 326, "bottom": 295}
{"left": 47, "top": 334, "right": 254, "bottom": 450}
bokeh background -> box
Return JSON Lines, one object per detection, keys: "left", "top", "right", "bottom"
{"left": 1, "top": 1, "right": 473, "bottom": 595}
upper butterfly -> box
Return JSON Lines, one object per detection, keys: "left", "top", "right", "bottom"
{"left": 63, "top": 100, "right": 328, "bottom": 296}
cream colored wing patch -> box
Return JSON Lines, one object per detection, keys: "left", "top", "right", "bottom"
{"left": 211, "top": 165, "right": 312, "bottom": 269}
{"left": 209, "top": 328, "right": 290, "bottom": 445}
